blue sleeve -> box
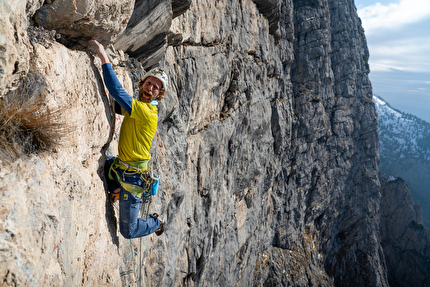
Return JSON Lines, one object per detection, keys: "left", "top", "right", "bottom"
{"left": 102, "top": 63, "right": 132, "bottom": 114}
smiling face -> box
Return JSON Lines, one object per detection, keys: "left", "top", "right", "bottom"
{"left": 138, "top": 76, "right": 164, "bottom": 103}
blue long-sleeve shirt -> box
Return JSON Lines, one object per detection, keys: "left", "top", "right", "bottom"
{"left": 102, "top": 63, "right": 133, "bottom": 114}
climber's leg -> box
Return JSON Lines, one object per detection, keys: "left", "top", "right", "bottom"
{"left": 118, "top": 189, "right": 160, "bottom": 239}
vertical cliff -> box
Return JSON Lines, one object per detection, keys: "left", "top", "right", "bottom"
{"left": 1, "top": 0, "right": 428, "bottom": 286}
{"left": 379, "top": 173, "right": 430, "bottom": 287}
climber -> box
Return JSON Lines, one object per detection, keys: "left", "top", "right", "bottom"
{"left": 89, "top": 39, "right": 165, "bottom": 239}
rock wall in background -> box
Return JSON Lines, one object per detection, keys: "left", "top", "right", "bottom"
{"left": 379, "top": 173, "right": 430, "bottom": 287}
{"left": 0, "top": 0, "right": 429, "bottom": 286}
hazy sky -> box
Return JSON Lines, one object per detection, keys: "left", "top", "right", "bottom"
{"left": 354, "top": 0, "right": 430, "bottom": 122}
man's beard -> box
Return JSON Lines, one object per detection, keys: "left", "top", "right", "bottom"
{"left": 139, "top": 89, "right": 153, "bottom": 102}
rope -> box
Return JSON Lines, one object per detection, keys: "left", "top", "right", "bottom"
{"left": 137, "top": 190, "right": 152, "bottom": 287}
{"left": 144, "top": 197, "right": 152, "bottom": 218}
{"left": 130, "top": 195, "right": 150, "bottom": 286}
{"left": 139, "top": 237, "right": 142, "bottom": 287}
{"left": 130, "top": 239, "right": 137, "bottom": 284}
{"left": 124, "top": 193, "right": 154, "bottom": 287}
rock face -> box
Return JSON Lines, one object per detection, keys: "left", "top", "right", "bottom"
{"left": 34, "top": 0, "right": 135, "bottom": 48}
{"left": 113, "top": 0, "right": 172, "bottom": 69}
{"left": 0, "top": 0, "right": 429, "bottom": 286}
{"left": 0, "top": 1, "right": 31, "bottom": 96}
{"left": 379, "top": 173, "right": 430, "bottom": 287}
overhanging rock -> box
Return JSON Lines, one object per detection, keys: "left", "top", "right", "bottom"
{"left": 113, "top": 0, "right": 173, "bottom": 70}
{"left": 252, "top": 0, "right": 281, "bottom": 38}
{"left": 34, "top": 0, "right": 135, "bottom": 48}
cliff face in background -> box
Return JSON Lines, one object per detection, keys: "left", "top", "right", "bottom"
{"left": 374, "top": 95, "right": 430, "bottom": 228}
{"left": 379, "top": 173, "right": 430, "bottom": 287}
{"left": 0, "top": 0, "right": 429, "bottom": 286}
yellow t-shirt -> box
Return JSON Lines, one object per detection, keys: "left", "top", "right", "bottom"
{"left": 118, "top": 99, "right": 158, "bottom": 162}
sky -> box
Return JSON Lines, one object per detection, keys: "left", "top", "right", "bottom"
{"left": 354, "top": 0, "right": 430, "bottom": 122}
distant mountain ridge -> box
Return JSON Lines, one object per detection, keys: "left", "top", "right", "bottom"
{"left": 374, "top": 95, "right": 430, "bottom": 227}
{"left": 374, "top": 95, "right": 430, "bottom": 160}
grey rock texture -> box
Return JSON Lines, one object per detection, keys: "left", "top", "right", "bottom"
{"left": 252, "top": 0, "right": 281, "bottom": 37}
{"left": 172, "top": 0, "right": 192, "bottom": 18}
{"left": 0, "top": 1, "right": 31, "bottom": 96}
{"left": 0, "top": 40, "right": 126, "bottom": 286}
{"left": 34, "top": 0, "right": 135, "bottom": 48}
{"left": 113, "top": 0, "right": 173, "bottom": 69}
{"left": 379, "top": 173, "right": 430, "bottom": 287}
{"left": 380, "top": 157, "right": 430, "bottom": 227}
{"left": 0, "top": 0, "right": 429, "bottom": 286}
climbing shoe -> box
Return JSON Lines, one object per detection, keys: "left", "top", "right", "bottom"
{"left": 153, "top": 213, "right": 164, "bottom": 236}
{"left": 155, "top": 223, "right": 164, "bottom": 236}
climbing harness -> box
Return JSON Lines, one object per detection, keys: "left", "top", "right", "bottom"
{"left": 108, "top": 157, "right": 159, "bottom": 200}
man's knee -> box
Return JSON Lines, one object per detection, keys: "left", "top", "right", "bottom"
{"left": 120, "top": 225, "right": 134, "bottom": 239}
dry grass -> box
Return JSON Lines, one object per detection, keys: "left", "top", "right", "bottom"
{"left": 0, "top": 87, "right": 69, "bottom": 164}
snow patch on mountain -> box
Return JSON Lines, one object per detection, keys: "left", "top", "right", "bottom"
{"left": 373, "top": 95, "right": 430, "bottom": 161}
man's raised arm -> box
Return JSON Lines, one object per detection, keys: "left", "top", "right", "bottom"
{"left": 89, "top": 40, "right": 133, "bottom": 114}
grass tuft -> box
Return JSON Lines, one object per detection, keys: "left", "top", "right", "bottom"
{"left": 0, "top": 86, "right": 69, "bottom": 164}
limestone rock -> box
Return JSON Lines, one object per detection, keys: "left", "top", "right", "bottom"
{"left": 155, "top": 0, "right": 385, "bottom": 285}
{"left": 0, "top": 38, "right": 145, "bottom": 285}
{"left": 34, "top": 0, "right": 135, "bottom": 48}
{"left": 25, "top": 0, "right": 44, "bottom": 17}
{"left": 113, "top": 0, "right": 173, "bottom": 69}
{"left": 0, "top": 1, "right": 30, "bottom": 96}
{"left": 252, "top": 0, "right": 281, "bottom": 37}
{"left": 172, "top": 0, "right": 192, "bottom": 18}
{"left": 379, "top": 173, "right": 430, "bottom": 287}
{"left": 380, "top": 153, "right": 430, "bottom": 228}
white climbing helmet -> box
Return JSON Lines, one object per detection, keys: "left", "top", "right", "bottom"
{"left": 142, "top": 68, "right": 168, "bottom": 92}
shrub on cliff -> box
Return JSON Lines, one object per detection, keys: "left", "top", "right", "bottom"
{"left": 0, "top": 86, "right": 68, "bottom": 164}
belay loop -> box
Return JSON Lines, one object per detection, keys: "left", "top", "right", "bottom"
{"left": 108, "top": 157, "right": 160, "bottom": 199}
